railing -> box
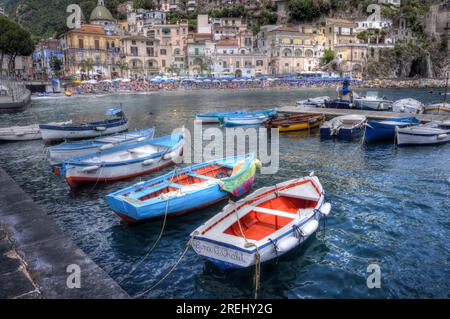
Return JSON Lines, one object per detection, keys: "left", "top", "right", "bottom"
{"left": 0, "top": 76, "right": 30, "bottom": 103}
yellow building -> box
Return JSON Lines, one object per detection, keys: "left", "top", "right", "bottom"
{"left": 257, "top": 25, "right": 326, "bottom": 75}
{"left": 59, "top": 1, "right": 121, "bottom": 78}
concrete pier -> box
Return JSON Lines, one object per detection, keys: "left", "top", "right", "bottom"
{"left": 0, "top": 167, "right": 128, "bottom": 299}
{"left": 279, "top": 105, "right": 450, "bottom": 122}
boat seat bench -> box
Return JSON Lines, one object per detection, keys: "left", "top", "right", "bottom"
{"left": 187, "top": 172, "right": 217, "bottom": 181}
{"left": 126, "top": 182, "right": 184, "bottom": 200}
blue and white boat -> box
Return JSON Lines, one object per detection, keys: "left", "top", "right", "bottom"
{"left": 106, "top": 154, "right": 258, "bottom": 223}
{"left": 39, "top": 107, "right": 128, "bottom": 142}
{"left": 320, "top": 114, "right": 367, "bottom": 139}
{"left": 195, "top": 110, "right": 245, "bottom": 124}
{"left": 48, "top": 128, "right": 155, "bottom": 163}
{"left": 190, "top": 173, "right": 331, "bottom": 269}
{"left": 396, "top": 121, "right": 450, "bottom": 146}
{"left": 364, "top": 117, "right": 419, "bottom": 143}
{"left": 60, "top": 131, "right": 184, "bottom": 187}
{"left": 222, "top": 108, "right": 277, "bottom": 127}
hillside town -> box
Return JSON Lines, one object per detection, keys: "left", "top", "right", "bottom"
{"left": 0, "top": 0, "right": 446, "bottom": 83}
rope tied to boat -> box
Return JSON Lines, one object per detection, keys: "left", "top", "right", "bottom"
{"left": 268, "top": 238, "right": 279, "bottom": 263}
{"left": 244, "top": 242, "right": 261, "bottom": 300}
{"left": 231, "top": 200, "right": 262, "bottom": 299}
{"left": 133, "top": 236, "right": 194, "bottom": 299}
{"left": 118, "top": 168, "right": 178, "bottom": 286}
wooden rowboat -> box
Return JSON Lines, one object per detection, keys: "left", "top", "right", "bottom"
{"left": 266, "top": 114, "right": 324, "bottom": 132}
{"left": 106, "top": 154, "right": 259, "bottom": 223}
{"left": 60, "top": 131, "right": 184, "bottom": 187}
{"left": 190, "top": 173, "right": 331, "bottom": 269}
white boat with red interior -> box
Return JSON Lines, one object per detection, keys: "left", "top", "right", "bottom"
{"left": 191, "top": 173, "right": 331, "bottom": 269}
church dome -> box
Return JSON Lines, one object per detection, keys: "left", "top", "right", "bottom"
{"left": 90, "top": 1, "right": 114, "bottom": 22}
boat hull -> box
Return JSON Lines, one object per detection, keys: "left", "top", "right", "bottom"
{"left": 320, "top": 126, "right": 364, "bottom": 139}
{"left": 364, "top": 118, "right": 419, "bottom": 143}
{"left": 64, "top": 144, "right": 183, "bottom": 187}
{"left": 396, "top": 129, "right": 450, "bottom": 146}
{"left": 192, "top": 213, "right": 320, "bottom": 269}
{"left": 223, "top": 117, "right": 268, "bottom": 127}
{"left": 191, "top": 176, "right": 330, "bottom": 269}
{"left": 40, "top": 120, "right": 129, "bottom": 142}
{"left": 106, "top": 154, "right": 257, "bottom": 222}
{"left": 0, "top": 131, "right": 41, "bottom": 141}
{"left": 354, "top": 99, "right": 392, "bottom": 111}
{"left": 276, "top": 120, "right": 321, "bottom": 132}
{"left": 48, "top": 129, "right": 155, "bottom": 163}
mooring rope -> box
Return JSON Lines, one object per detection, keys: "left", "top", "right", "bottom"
{"left": 132, "top": 237, "right": 193, "bottom": 299}
{"left": 231, "top": 200, "right": 262, "bottom": 300}
{"left": 118, "top": 168, "right": 177, "bottom": 286}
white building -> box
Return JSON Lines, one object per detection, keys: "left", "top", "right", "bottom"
{"left": 127, "top": 9, "right": 167, "bottom": 35}
{"left": 356, "top": 19, "right": 393, "bottom": 31}
{"left": 378, "top": 0, "right": 401, "bottom": 6}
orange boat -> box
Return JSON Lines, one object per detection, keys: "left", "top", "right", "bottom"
{"left": 266, "top": 114, "right": 324, "bottom": 132}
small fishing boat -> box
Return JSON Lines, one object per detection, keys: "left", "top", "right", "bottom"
{"left": 353, "top": 92, "right": 393, "bottom": 111}
{"left": 423, "top": 102, "right": 450, "bottom": 115}
{"left": 39, "top": 107, "right": 128, "bottom": 142}
{"left": 195, "top": 110, "right": 245, "bottom": 124}
{"left": 222, "top": 108, "right": 277, "bottom": 127}
{"left": 106, "top": 154, "right": 259, "bottom": 223}
{"left": 320, "top": 114, "right": 367, "bottom": 139}
{"left": 223, "top": 114, "right": 270, "bottom": 127}
{"left": 296, "top": 96, "right": 329, "bottom": 107}
{"left": 59, "top": 131, "right": 185, "bottom": 187}
{"left": 48, "top": 128, "right": 155, "bottom": 163}
{"left": 364, "top": 117, "right": 420, "bottom": 143}
{"left": 266, "top": 114, "right": 324, "bottom": 132}
{"left": 0, "top": 121, "right": 72, "bottom": 141}
{"left": 324, "top": 99, "right": 353, "bottom": 109}
{"left": 392, "top": 98, "right": 424, "bottom": 114}
{"left": 396, "top": 121, "right": 450, "bottom": 146}
{"left": 190, "top": 173, "right": 331, "bottom": 269}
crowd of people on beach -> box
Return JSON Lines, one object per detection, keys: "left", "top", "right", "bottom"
{"left": 55, "top": 77, "right": 448, "bottom": 97}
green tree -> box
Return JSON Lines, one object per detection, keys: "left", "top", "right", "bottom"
{"left": 321, "top": 49, "right": 336, "bottom": 65}
{"left": 0, "top": 16, "right": 35, "bottom": 76}
{"left": 133, "top": 0, "right": 155, "bottom": 10}
{"left": 81, "top": 57, "right": 95, "bottom": 77}
{"left": 116, "top": 59, "right": 128, "bottom": 78}
{"left": 49, "top": 55, "right": 63, "bottom": 77}
{"left": 288, "top": 0, "right": 331, "bottom": 22}
{"left": 167, "top": 64, "right": 180, "bottom": 76}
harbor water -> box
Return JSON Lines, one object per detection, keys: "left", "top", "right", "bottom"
{"left": 0, "top": 88, "right": 449, "bottom": 298}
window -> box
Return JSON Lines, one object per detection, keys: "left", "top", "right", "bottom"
{"left": 236, "top": 61, "right": 240, "bottom": 68}
{"left": 147, "top": 47, "right": 154, "bottom": 56}
{"left": 78, "top": 39, "right": 84, "bottom": 49}
{"left": 244, "top": 60, "right": 251, "bottom": 67}
{"left": 132, "top": 40, "right": 136, "bottom": 45}
{"left": 162, "top": 60, "right": 166, "bottom": 67}
{"left": 146, "top": 41, "right": 153, "bottom": 46}
{"left": 195, "top": 48, "right": 200, "bottom": 55}
{"left": 223, "top": 61, "right": 227, "bottom": 68}
{"left": 94, "top": 40, "right": 100, "bottom": 50}
{"left": 256, "top": 60, "right": 263, "bottom": 66}
{"left": 131, "top": 47, "right": 138, "bottom": 56}
{"left": 160, "top": 49, "right": 167, "bottom": 55}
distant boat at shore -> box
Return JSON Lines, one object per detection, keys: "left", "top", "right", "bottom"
{"left": 39, "top": 107, "right": 128, "bottom": 142}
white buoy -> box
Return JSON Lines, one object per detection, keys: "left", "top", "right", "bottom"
{"left": 301, "top": 220, "right": 319, "bottom": 237}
